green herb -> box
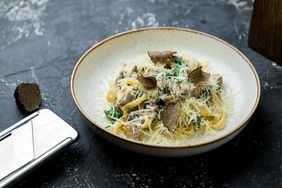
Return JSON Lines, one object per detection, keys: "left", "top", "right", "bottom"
{"left": 166, "top": 72, "right": 173, "bottom": 78}
{"left": 164, "top": 57, "right": 183, "bottom": 79}
{"left": 192, "top": 116, "right": 201, "bottom": 127}
{"left": 136, "top": 90, "right": 144, "bottom": 98}
{"left": 173, "top": 64, "right": 181, "bottom": 77}
{"left": 105, "top": 125, "right": 111, "bottom": 129}
{"left": 156, "top": 96, "right": 165, "bottom": 106}
{"left": 165, "top": 66, "right": 181, "bottom": 82}
{"left": 156, "top": 97, "right": 162, "bottom": 103}
{"left": 202, "top": 89, "right": 210, "bottom": 98}
{"left": 104, "top": 107, "right": 122, "bottom": 120}
{"left": 175, "top": 57, "right": 183, "bottom": 65}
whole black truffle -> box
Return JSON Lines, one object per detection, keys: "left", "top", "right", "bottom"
{"left": 14, "top": 83, "right": 41, "bottom": 113}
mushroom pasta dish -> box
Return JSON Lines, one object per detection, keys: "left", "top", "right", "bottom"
{"left": 104, "top": 51, "right": 232, "bottom": 145}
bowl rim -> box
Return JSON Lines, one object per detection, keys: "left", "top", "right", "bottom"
{"left": 71, "top": 27, "right": 261, "bottom": 149}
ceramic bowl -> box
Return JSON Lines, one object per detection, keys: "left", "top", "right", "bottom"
{"left": 71, "top": 27, "right": 260, "bottom": 157}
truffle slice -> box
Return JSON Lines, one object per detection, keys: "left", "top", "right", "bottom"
{"left": 137, "top": 73, "right": 157, "bottom": 88}
{"left": 188, "top": 66, "right": 210, "bottom": 83}
{"left": 148, "top": 51, "right": 177, "bottom": 64}
{"left": 14, "top": 83, "right": 41, "bottom": 113}
{"left": 162, "top": 102, "right": 180, "bottom": 132}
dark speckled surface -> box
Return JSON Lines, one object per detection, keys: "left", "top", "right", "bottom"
{"left": 0, "top": 0, "right": 282, "bottom": 187}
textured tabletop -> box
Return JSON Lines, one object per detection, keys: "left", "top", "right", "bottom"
{"left": 0, "top": 0, "right": 281, "bottom": 187}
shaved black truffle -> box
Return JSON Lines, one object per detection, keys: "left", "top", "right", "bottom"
{"left": 14, "top": 83, "right": 41, "bottom": 113}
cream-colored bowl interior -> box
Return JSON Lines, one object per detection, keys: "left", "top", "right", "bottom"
{"left": 72, "top": 28, "right": 259, "bottom": 146}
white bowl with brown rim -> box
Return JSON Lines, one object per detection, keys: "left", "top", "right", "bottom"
{"left": 71, "top": 27, "right": 260, "bottom": 157}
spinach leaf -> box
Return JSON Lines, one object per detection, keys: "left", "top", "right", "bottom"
{"left": 104, "top": 107, "right": 122, "bottom": 120}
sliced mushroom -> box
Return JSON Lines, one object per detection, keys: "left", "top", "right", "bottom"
{"left": 137, "top": 73, "right": 157, "bottom": 88}
{"left": 124, "top": 124, "right": 141, "bottom": 140}
{"left": 188, "top": 66, "right": 210, "bottom": 83}
{"left": 148, "top": 51, "right": 177, "bottom": 64}
{"left": 162, "top": 102, "right": 180, "bottom": 132}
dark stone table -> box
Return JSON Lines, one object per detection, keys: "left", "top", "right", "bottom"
{"left": 0, "top": 0, "right": 281, "bottom": 187}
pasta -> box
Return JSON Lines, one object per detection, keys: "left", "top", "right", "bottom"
{"left": 103, "top": 51, "right": 233, "bottom": 145}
